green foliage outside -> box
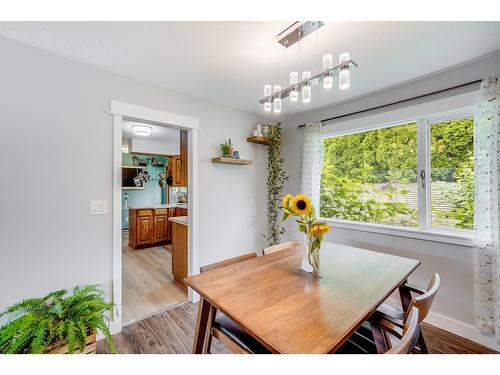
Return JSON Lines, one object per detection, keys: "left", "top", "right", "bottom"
{"left": 0, "top": 285, "right": 115, "bottom": 354}
{"left": 320, "top": 118, "right": 474, "bottom": 229}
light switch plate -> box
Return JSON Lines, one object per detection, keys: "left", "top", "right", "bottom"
{"left": 90, "top": 200, "right": 108, "bottom": 215}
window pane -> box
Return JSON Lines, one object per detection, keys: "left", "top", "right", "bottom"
{"left": 320, "top": 123, "right": 418, "bottom": 227}
{"left": 430, "top": 117, "right": 474, "bottom": 230}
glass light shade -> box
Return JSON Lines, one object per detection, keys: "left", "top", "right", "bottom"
{"left": 302, "top": 71, "right": 311, "bottom": 103}
{"left": 264, "top": 100, "right": 271, "bottom": 112}
{"left": 322, "top": 54, "right": 334, "bottom": 89}
{"left": 290, "top": 71, "right": 299, "bottom": 102}
{"left": 339, "top": 52, "right": 350, "bottom": 90}
{"left": 132, "top": 125, "right": 152, "bottom": 136}
{"left": 273, "top": 85, "right": 282, "bottom": 113}
{"left": 323, "top": 54, "right": 333, "bottom": 70}
{"left": 323, "top": 74, "right": 333, "bottom": 89}
{"left": 264, "top": 84, "right": 272, "bottom": 97}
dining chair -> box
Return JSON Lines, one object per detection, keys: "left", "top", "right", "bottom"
{"left": 199, "top": 252, "right": 270, "bottom": 354}
{"left": 375, "top": 273, "right": 440, "bottom": 353}
{"left": 262, "top": 240, "right": 300, "bottom": 255}
{"left": 335, "top": 306, "right": 420, "bottom": 354}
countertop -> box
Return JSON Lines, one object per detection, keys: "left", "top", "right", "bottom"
{"left": 168, "top": 216, "right": 187, "bottom": 226}
{"left": 128, "top": 204, "right": 188, "bottom": 210}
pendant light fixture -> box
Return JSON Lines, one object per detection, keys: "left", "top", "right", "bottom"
{"left": 289, "top": 72, "right": 299, "bottom": 102}
{"left": 260, "top": 22, "right": 357, "bottom": 113}
{"left": 339, "top": 52, "right": 351, "bottom": 90}
{"left": 273, "top": 85, "right": 282, "bottom": 113}
{"left": 263, "top": 84, "right": 272, "bottom": 111}
{"left": 322, "top": 53, "right": 333, "bottom": 89}
{"left": 302, "top": 71, "right": 311, "bottom": 103}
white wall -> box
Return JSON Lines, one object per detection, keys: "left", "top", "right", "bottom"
{"left": 280, "top": 53, "right": 500, "bottom": 350}
{"left": 0, "top": 36, "right": 267, "bottom": 312}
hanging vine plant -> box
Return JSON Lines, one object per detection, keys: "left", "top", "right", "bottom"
{"left": 264, "top": 122, "right": 289, "bottom": 246}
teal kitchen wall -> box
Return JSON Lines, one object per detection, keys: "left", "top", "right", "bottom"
{"left": 122, "top": 153, "right": 167, "bottom": 230}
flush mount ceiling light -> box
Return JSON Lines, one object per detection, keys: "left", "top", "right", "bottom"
{"left": 132, "top": 124, "right": 153, "bottom": 136}
{"left": 260, "top": 21, "right": 358, "bottom": 113}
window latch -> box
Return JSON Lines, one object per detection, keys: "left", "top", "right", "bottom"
{"left": 420, "top": 170, "right": 426, "bottom": 189}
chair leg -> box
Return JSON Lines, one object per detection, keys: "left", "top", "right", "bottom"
{"left": 371, "top": 324, "right": 389, "bottom": 354}
{"left": 417, "top": 331, "right": 429, "bottom": 354}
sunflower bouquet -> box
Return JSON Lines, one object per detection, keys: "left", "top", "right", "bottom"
{"left": 282, "top": 193, "right": 330, "bottom": 277}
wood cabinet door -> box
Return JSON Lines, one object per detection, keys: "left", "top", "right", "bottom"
{"left": 154, "top": 215, "right": 168, "bottom": 243}
{"left": 171, "top": 222, "right": 188, "bottom": 292}
{"left": 136, "top": 217, "right": 153, "bottom": 245}
{"left": 180, "top": 130, "right": 188, "bottom": 186}
{"left": 175, "top": 157, "right": 182, "bottom": 186}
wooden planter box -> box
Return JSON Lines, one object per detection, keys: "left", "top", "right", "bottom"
{"left": 47, "top": 332, "right": 96, "bottom": 354}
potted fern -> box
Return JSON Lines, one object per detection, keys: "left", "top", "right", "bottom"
{"left": 0, "top": 285, "right": 116, "bottom": 354}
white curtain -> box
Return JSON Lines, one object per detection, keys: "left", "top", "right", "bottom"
{"left": 474, "top": 75, "right": 500, "bottom": 342}
{"left": 301, "top": 122, "right": 324, "bottom": 216}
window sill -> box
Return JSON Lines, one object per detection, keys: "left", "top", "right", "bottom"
{"left": 320, "top": 218, "right": 473, "bottom": 247}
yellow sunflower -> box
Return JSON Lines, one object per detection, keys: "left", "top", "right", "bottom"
{"left": 282, "top": 194, "right": 293, "bottom": 209}
{"left": 290, "top": 194, "right": 312, "bottom": 216}
{"left": 309, "top": 222, "right": 330, "bottom": 237}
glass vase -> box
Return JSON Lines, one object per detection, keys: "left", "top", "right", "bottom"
{"left": 301, "top": 237, "right": 322, "bottom": 278}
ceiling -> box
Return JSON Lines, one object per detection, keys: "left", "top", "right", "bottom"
{"left": 1, "top": 22, "right": 499, "bottom": 116}
{"left": 122, "top": 121, "right": 180, "bottom": 143}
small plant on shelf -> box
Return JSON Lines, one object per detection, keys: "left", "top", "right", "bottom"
{"left": 219, "top": 139, "right": 233, "bottom": 157}
{"left": 0, "top": 285, "right": 115, "bottom": 354}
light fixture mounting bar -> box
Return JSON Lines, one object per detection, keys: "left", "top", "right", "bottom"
{"left": 277, "top": 21, "right": 324, "bottom": 48}
{"left": 258, "top": 59, "right": 358, "bottom": 104}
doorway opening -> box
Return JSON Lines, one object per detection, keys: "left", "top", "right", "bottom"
{"left": 121, "top": 121, "right": 188, "bottom": 325}
{"left": 110, "top": 100, "right": 200, "bottom": 333}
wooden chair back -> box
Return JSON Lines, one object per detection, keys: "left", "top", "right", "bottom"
{"left": 262, "top": 240, "right": 300, "bottom": 255}
{"left": 200, "top": 252, "right": 257, "bottom": 273}
{"left": 386, "top": 307, "right": 420, "bottom": 354}
{"left": 404, "top": 273, "right": 440, "bottom": 324}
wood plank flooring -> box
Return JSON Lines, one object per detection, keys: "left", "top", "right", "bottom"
{"left": 98, "top": 302, "right": 496, "bottom": 354}
{"left": 122, "top": 233, "right": 187, "bottom": 325}
{"left": 98, "top": 302, "right": 229, "bottom": 354}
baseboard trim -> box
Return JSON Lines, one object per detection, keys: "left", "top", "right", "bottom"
{"left": 386, "top": 297, "right": 500, "bottom": 352}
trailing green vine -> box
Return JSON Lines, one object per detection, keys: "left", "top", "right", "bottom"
{"left": 264, "top": 122, "right": 289, "bottom": 246}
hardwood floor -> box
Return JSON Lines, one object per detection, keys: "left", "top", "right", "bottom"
{"left": 122, "top": 233, "right": 188, "bottom": 325}
{"left": 98, "top": 302, "right": 230, "bottom": 354}
{"left": 98, "top": 302, "right": 496, "bottom": 354}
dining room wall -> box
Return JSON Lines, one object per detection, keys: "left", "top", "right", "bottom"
{"left": 279, "top": 52, "right": 500, "bottom": 351}
{"left": 0, "top": 36, "right": 267, "bottom": 317}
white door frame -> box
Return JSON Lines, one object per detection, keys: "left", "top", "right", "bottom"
{"left": 109, "top": 100, "right": 200, "bottom": 334}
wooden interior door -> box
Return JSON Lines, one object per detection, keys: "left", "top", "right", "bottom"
{"left": 154, "top": 215, "right": 168, "bottom": 243}
{"left": 136, "top": 217, "right": 153, "bottom": 245}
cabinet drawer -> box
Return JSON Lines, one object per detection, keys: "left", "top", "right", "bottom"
{"left": 168, "top": 208, "right": 176, "bottom": 216}
{"left": 137, "top": 209, "right": 153, "bottom": 217}
{"left": 154, "top": 208, "right": 167, "bottom": 216}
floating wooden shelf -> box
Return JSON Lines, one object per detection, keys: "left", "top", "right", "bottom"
{"left": 247, "top": 135, "right": 268, "bottom": 145}
{"left": 211, "top": 157, "right": 252, "bottom": 165}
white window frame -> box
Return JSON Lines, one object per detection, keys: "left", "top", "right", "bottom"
{"left": 320, "top": 106, "right": 475, "bottom": 246}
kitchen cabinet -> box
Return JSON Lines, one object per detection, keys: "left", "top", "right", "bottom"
{"left": 176, "top": 208, "right": 188, "bottom": 216}
{"left": 129, "top": 208, "right": 169, "bottom": 249}
{"left": 170, "top": 218, "right": 188, "bottom": 293}
{"left": 167, "top": 130, "right": 188, "bottom": 187}
{"left": 136, "top": 216, "right": 153, "bottom": 246}
{"left": 169, "top": 156, "right": 182, "bottom": 187}
{"left": 167, "top": 208, "right": 176, "bottom": 242}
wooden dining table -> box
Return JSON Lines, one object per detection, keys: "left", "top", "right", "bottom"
{"left": 184, "top": 242, "right": 420, "bottom": 354}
